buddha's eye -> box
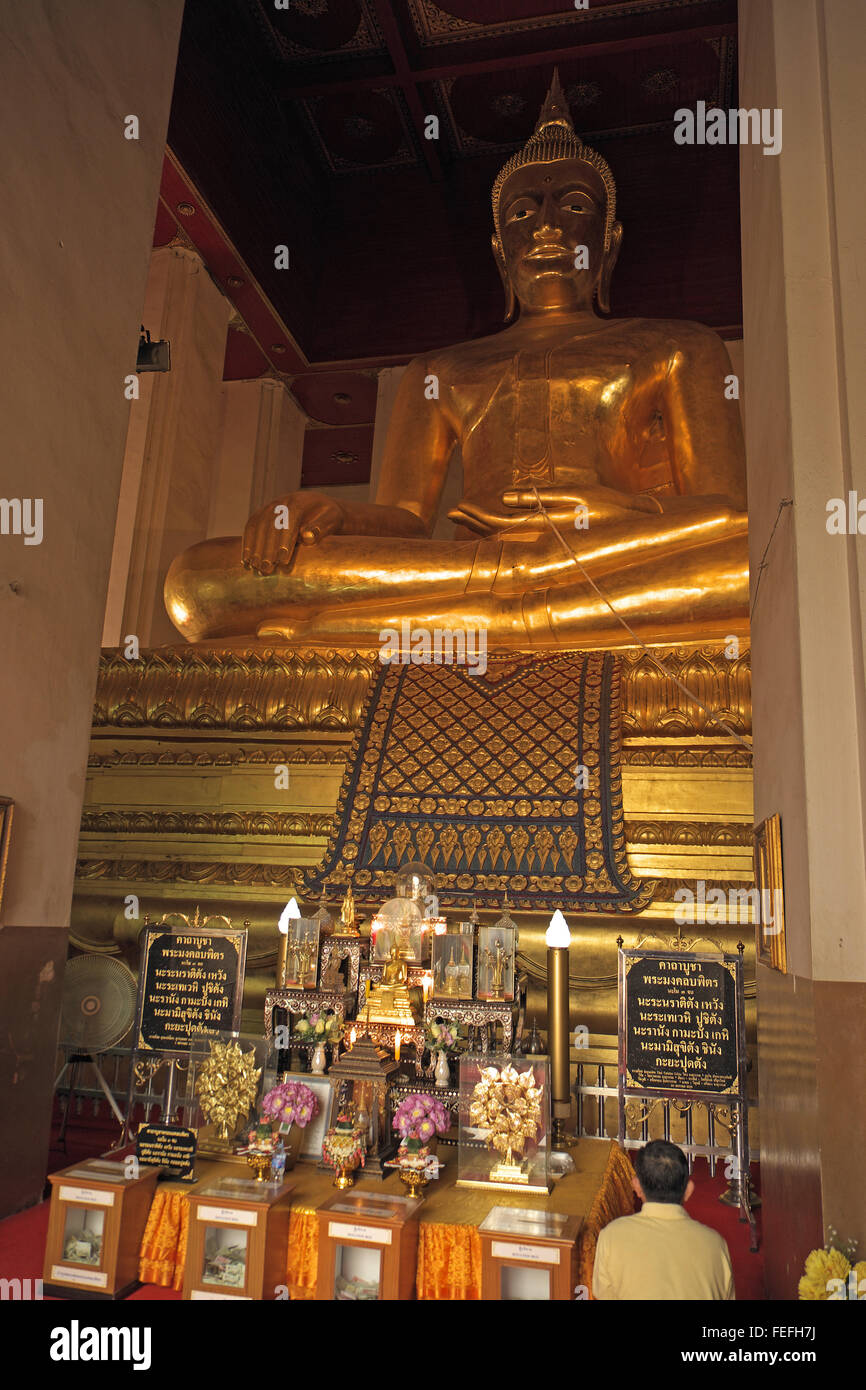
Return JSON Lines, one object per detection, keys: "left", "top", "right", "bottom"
{"left": 510, "top": 208, "right": 532, "bottom": 220}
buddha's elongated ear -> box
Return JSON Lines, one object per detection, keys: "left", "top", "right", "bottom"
{"left": 595, "top": 221, "right": 623, "bottom": 315}
{"left": 491, "top": 234, "right": 517, "bottom": 323}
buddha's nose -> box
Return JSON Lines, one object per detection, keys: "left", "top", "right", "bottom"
{"left": 534, "top": 194, "right": 562, "bottom": 237}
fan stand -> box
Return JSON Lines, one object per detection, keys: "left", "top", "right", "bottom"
{"left": 55, "top": 1049, "right": 125, "bottom": 1148}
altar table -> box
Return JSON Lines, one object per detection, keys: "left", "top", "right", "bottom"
{"left": 139, "top": 1137, "right": 636, "bottom": 1300}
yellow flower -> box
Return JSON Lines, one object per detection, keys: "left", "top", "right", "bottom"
{"left": 798, "top": 1247, "right": 850, "bottom": 1300}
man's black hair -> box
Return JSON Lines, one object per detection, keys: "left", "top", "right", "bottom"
{"left": 634, "top": 1140, "right": 690, "bottom": 1203}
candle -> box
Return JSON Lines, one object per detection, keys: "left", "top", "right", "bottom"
{"left": 545, "top": 910, "right": 572, "bottom": 1138}
{"left": 422, "top": 973, "right": 432, "bottom": 1004}
{"left": 394, "top": 1029, "right": 401, "bottom": 1062}
{"left": 349, "top": 1026, "right": 357, "bottom": 1050}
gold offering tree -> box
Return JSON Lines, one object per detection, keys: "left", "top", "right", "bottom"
{"left": 469, "top": 1064, "right": 544, "bottom": 1180}
{"left": 195, "top": 1039, "right": 261, "bottom": 1144}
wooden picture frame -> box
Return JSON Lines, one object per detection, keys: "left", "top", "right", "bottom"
{"left": 298, "top": 1074, "right": 332, "bottom": 1161}
{"left": 0, "top": 797, "right": 13, "bottom": 915}
{"left": 754, "top": 812, "right": 787, "bottom": 974}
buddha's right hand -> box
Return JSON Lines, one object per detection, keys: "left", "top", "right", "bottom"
{"left": 242, "top": 492, "right": 346, "bottom": 575}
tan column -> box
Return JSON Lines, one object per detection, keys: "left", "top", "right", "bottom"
{"left": 0, "top": 0, "right": 184, "bottom": 1216}
{"left": 114, "top": 243, "right": 231, "bottom": 648}
{"left": 739, "top": 0, "right": 866, "bottom": 1295}
{"left": 207, "top": 376, "right": 306, "bottom": 540}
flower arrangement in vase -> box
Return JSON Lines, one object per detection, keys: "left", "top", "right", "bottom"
{"left": 799, "top": 1227, "right": 865, "bottom": 1300}
{"left": 391, "top": 1093, "right": 451, "bottom": 1196}
{"left": 255, "top": 1080, "right": 320, "bottom": 1171}
{"left": 294, "top": 1009, "right": 340, "bottom": 1043}
{"left": 426, "top": 1019, "right": 466, "bottom": 1054}
{"left": 426, "top": 1019, "right": 466, "bottom": 1086}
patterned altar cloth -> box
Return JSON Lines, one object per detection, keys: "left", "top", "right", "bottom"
{"left": 139, "top": 1140, "right": 638, "bottom": 1299}
{"left": 302, "top": 651, "right": 655, "bottom": 913}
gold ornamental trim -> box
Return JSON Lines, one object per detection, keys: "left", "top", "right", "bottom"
{"left": 91, "top": 644, "right": 751, "bottom": 740}
{"left": 93, "top": 647, "right": 378, "bottom": 732}
{"left": 87, "top": 745, "right": 348, "bottom": 768}
{"left": 624, "top": 821, "right": 754, "bottom": 846}
{"left": 80, "top": 810, "right": 333, "bottom": 838}
{"left": 76, "top": 858, "right": 302, "bottom": 889}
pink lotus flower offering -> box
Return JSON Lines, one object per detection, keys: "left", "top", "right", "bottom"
{"left": 392, "top": 1092, "right": 451, "bottom": 1143}
{"left": 261, "top": 1080, "right": 320, "bottom": 1130}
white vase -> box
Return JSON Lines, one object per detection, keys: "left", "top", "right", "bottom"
{"left": 434, "top": 1050, "right": 450, "bottom": 1088}
{"left": 311, "top": 1041, "right": 327, "bottom": 1075}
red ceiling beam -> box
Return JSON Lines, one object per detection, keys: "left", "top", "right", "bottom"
{"left": 282, "top": 22, "right": 737, "bottom": 100}
{"left": 371, "top": 0, "right": 443, "bottom": 183}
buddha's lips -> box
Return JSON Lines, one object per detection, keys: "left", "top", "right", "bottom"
{"left": 524, "top": 245, "right": 573, "bottom": 263}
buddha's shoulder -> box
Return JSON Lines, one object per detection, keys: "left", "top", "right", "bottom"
{"left": 624, "top": 316, "right": 733, "bottom": 362}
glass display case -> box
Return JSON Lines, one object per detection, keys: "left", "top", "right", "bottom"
{"left": 476, "top": 924, "right": 516, "bottom": 1001}
{"left": 431, "top": 923, "right": 474, "bottom": 999}
{"left": 315, "top": 1191, "right": 423, "bottom": 1301}
{"left": 201, "top": 1227, "right": 249, "bottom": 1288}
{"left": 370, "top": 895, "right": 427, "bottom": 964}
{"left": 333, "top": 1243, "right": 382, "bottom": 1301}
{"left": 457, "top": 1053, "right": 552, "bottom": 1194}
{"left": 478, "top": 1206, "right": 582, "bottom": 1300}
{"left": 282, "top": 916, "right": 320, "bottom": 989}
{"left": 61, "top": 1205, "right": 105, "bottom": 1266}
{"left": 187, "top": 1030, "right": 272, "bottom": 1162}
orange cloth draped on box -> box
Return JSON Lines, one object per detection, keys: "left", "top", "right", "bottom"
{"left": 417, "top": 1221, "right": 483, "bottom": 1299}
{"left": 139, "top": 1189, "right": 189, "bottom": 1292}
{"left": 139, "top": 1140, "right": 635, "bottom": 1299}
{"left": 578, "top": 1140, "right": 638, "bottom": 1297}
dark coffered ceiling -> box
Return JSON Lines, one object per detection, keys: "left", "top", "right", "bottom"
{"left": 165, "top": 0, "right": 742, "bottom": 367}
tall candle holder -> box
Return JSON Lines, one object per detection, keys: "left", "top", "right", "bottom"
{"left": 546, "top": 910, "right": 576, "bottom": 1163}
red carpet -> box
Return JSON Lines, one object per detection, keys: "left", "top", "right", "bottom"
{"left": 0, "top": 1114, "right": 764, "bottom": 1300}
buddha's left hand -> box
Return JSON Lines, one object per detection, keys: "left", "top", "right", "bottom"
{"left": 501, "top": 485, "right": 662, "bottom": 527}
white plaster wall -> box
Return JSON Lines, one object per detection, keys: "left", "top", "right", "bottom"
{"left": 0, "top": 0, "right": 185, "bottom": 924}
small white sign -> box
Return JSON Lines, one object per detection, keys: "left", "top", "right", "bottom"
{"left": 190, "top": 1290, "right": 251, "bottom": 1301}
{"left": 491, "top": 1240, "right": 560, "bottom": 1265}
{"left": 58, "top": 1186, "right": 115, "bottom": 1207}
{"left": 197, "top": 1205, "right": 258, "bottom": 1227}
{"left": 51, "top": 1265, "right": 108, "bottom": 1288}
{"left": 328, "top": 1221, "right": 392, "bottom": 1246}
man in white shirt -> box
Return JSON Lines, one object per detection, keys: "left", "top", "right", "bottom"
{"left": 592, "top": 1140, "right": 735, "bottom": 1300}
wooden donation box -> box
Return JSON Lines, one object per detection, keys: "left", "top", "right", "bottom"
{"left": 478, "top": 1206, "right": 582, "bottom": 1301}
{"left": 315, "top": 1191, "right": 422, "bottom": 1301}
{"left": 183, "top": 1176, "right": 293, "bottom": 1301}
{"left": 43, "top": 1158, "right": 160, "bottom": 1299}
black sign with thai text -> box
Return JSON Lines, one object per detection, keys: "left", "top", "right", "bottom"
{"left": 623, "top": 953, "right": 739, "bottom": 1095}
{"left": 135, "top": 926, "right": 246, "bottom": 1053}
{"left": 136, "top": 1123, "right": 197, "bottom": 1181}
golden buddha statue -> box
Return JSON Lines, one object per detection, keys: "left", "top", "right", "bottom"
{"left": 165, "top": 72, "right": 747, "bottom": 652}
{"left": 337, "top": 884, "right": 359, "bottom": 937}
{"left": 364, "top": 944, "right": 416, "bottom": 1026}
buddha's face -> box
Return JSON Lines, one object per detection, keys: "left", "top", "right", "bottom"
{"left": 498, "top": 158, "right": 609, "bottom": 315}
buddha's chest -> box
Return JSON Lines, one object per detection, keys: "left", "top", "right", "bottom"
{"left": 447, "top": 343, "right": 656, "bottom": 481}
